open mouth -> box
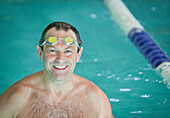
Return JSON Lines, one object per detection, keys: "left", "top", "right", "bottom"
{"left": 53, "top": 65, "right": 68, "bottom": 70}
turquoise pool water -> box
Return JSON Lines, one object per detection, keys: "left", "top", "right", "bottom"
{"left": 0, "top": 0, "right": 170, "bottom": 117}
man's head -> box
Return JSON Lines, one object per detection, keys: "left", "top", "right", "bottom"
{"left": 39, "top": 21, "right": 82, "bottom": 53}
{"left": 37, "top": 21, "right": 83, "bottom": 82}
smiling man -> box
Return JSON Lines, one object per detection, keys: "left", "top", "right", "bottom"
{"left": 0, "top": 22, "right": 114, "bottom": 118}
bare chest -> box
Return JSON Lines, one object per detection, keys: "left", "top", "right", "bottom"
{"left": 17, "top": 94, "right": 96, "bottom": 118}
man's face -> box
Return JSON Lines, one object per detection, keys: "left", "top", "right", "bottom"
{"left": 38, "top": 27, "right": 82, "bottom": 82}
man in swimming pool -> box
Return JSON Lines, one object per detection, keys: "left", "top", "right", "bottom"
{"left": 0, "top": 21, "right": 114, "bottom": 118}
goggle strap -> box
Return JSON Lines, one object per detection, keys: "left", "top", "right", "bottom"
{"left": 75, "top": 42, "right": 80, "bottom": 48}
{"left": 39, "top": 40, "right": 47, "bottom": 46}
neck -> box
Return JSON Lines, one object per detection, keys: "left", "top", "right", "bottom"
{"left": 42, "top": 69, "right": 74, "bottom": 97}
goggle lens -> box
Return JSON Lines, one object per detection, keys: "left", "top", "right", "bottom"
{"left": 48, "top": 37, "right": 58, "bottom": 44}
{"left": 64, "top": 37, "right": 74, "bottom": 44}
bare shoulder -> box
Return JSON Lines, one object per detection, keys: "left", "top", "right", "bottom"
{"left": 74, "top": 74, "right": 114, "bottom": 118}
{"left": 0, "top": 71, "right": 43, "bottom": 117}
{"left": 0, "top": 79, "right": 32, "bottom": 117}
{"left": 0, "top": 70, "right": 43, "bottom": 99}
{"left": 74, "top": 74, "right": 109, "bottom": 100}
{"left": 0, "top": 71, "right": 43, "bottom": 103}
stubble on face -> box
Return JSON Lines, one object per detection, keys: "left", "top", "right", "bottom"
{"left": 42, "top": 28, "right": 78, "bottom": 83}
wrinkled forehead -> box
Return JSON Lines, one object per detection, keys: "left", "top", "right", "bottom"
{"left": 45, "top": 27, "right": 77, "bottom": 41}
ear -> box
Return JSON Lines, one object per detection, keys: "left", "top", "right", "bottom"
{"left": 76, "top": 47, "right": 83, "bottom": 63}
{"left": 37, "top": 45, "right": 43, "bottom": 61}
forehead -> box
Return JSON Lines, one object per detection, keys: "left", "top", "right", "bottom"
{"left": 45, "top": 27, "right": 77, "bottom": 41}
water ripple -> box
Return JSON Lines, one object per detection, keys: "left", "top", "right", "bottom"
{"left": 109, "top": 98, "right": 120, "bottom": 102}
{"left": 120, "top": 88, "right": 131, "bottom": 91}
{"left": 131, "top": 111, "right": 142, "bottom": 114}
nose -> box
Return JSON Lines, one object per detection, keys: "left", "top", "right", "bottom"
{"left": 56, "top": 51, "right": 65, "bottom": 61}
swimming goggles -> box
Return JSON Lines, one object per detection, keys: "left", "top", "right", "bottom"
{"left": 39, "top": 36, "right": 79, "bottom": 47}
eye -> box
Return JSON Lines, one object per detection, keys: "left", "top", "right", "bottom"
{"left": 48, "top": 48, "right": 57, "bottom": 54}
{"left": 50, "top": 49, "right": 56, "bottom": 52}
{"left": 65, "top": 50, "right": 72, "bottom": 53}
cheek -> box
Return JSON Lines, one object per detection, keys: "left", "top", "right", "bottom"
{"left": 66, "top": 54, "right": 77, "bottom": 65}
{"left": 43, "top": 53, "right": 55, "bottom": 64}
{"left": 71, "top": 55, "right": 78, "bottom": 66}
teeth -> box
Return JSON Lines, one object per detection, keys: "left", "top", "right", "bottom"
{"left": 54, "top": 65, "right": 66, "bottom": 69}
